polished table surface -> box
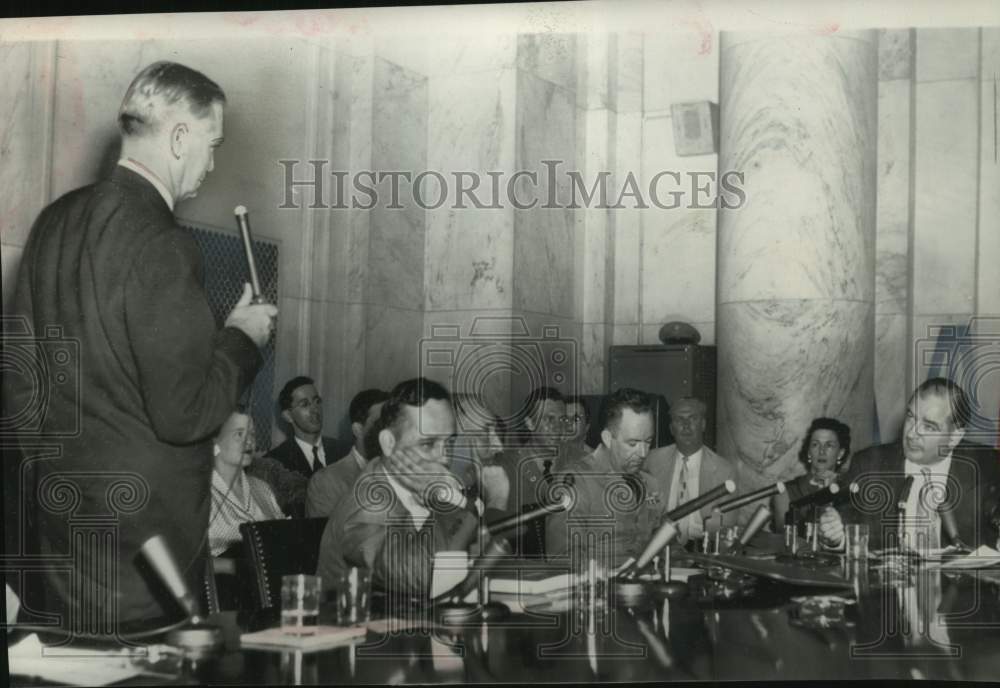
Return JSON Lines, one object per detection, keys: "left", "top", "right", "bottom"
{"left": 11, "top": 554, "right": 1000, "bottom": 684}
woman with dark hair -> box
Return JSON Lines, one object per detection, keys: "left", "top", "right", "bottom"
{"left": 772, "top": 417, "right": 852, "bottom": 531}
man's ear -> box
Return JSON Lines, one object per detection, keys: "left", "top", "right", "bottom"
{"left": 170, "top": 122, "right": 188, "bottom": 159}
{"left": 281, "top": 408, "right": 293, "bottom": 426}
{"left": 601, "top": 429, "right": 612, "bottom": 448}
{"left": 378, "top": 428, "right": 396, "bottom": 457}
{"left": 351, "top": 421, "right": 364, "bottom": 442}
{"left": 525, "top": 415, "right": 537, "bottom": 433}
{"left": 947, "top": 426, "right": 967, "bottom": 452}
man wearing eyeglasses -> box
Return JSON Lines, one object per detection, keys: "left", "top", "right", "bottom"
{"left": 557, "top": 395, "right": 594, "bottom": 472}
{"left": 266, "top": 375, "right": 342, "bottom": 479}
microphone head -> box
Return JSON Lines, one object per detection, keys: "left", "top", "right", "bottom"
{"left": 775, "top": 481, "right": 786, "bottom": 494}
{"left": 848, "top": 482, "right": 860, "bottom": 494}
{"left": 724, "top": 480, "right": 736, "bottom": 493}
{"left": 234, "top": 205, "right": 248, "bottom": 216}
{"left": 140, "top": 535, "right": 196, "bottom": 618}
{"left": 828, "top": 483, "right": 840, "bottom": 495}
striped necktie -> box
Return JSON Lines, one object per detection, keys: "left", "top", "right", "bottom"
{"left": 677, "top": 457, "right": 690, "bottom": 540}
{"left": 915, "top": 467, "right": 940, "bottom": 551}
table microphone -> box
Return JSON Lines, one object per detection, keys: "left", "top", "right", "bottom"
{"left": 234, "top": 205, "right": 267, "bottom": 305}
{"left": 896, "top": 475, "right": 915, "bottom": 513}
{"left": 715, "top": 481, "right": 786, "bottom": 514}
{"left": 788, "top": 482, "right": 841, "bottom": 510}
{"left": 139, "top": 535, "right": 221, "bottom": 656}
{"left": 738, "top": 504, "right": 773, "bottom": 547}
{"left": 486, "top": 493, "right": 574, "bottom": 536}
{"left": 619, "top": 480, "right": 736, "bottom": 577}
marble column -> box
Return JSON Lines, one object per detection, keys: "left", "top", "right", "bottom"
{"left": 716, "top": 31, "right": 878, "bottom": 487}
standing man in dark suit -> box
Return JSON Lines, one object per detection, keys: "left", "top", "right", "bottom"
{"left": 266, "top": 376, "right": 341, "bottom": 479}
{"left": 820, "top": 378, "right": 1000, "bottom": 551}
{"left": 4, "top": 61, "right": 276, "bottom": 629}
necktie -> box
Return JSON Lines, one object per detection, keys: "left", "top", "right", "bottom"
{"left": 312, "top": 445, "right": 323, "bottom": 473}
{"left": 542, "top": 459, "right": 553, "bottom": 485}
{"left": 916, "top": 468, "right": 940, "bottom": 551}
{"left": 677, "top": 457, "right": 690, "bottom": 540}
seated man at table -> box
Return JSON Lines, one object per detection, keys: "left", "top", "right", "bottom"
{"left": 317, "top": 378, "right": 485, "bottom": 598}
{"left": 645, "top": 397, "right": 737, "bottom": 544}
{"left": 306, "top": 388, "right": 388, "bottom": 518}
{"left": 556, "top": 395, "right": 595, "bottom": 472}
{"left": 546, "top": 387, "right": 666, "bottom": 569}
{"left": 819, "top": 377, "right": 1000, "bottom": 551}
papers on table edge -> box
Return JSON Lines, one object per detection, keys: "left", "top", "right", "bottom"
{"left": 8, "top": 634, "right": 146, "bottom": 686}
{"left": 240, "top": 624, "right": 367, "bottom": 652}
{"left": 934, "top": 544, "right": 1000, "bottom": 569}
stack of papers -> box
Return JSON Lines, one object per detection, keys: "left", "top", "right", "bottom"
{"left": 936, "top": 545, "right": 1000, "bottom": 569}
{"left": 8, "top": 634, "right": 145, "bottom": 686}
{"left": 240, "top": 625, "right": 367, "bottom": 652}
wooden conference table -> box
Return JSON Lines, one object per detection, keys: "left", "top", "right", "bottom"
{"left": 10, "top": 552, "right": 1000, "bottom": 684}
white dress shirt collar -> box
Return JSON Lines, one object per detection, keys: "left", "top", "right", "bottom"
{"left": 117, "top": 158, "right": 174, "bottom": 211}
{"left": 294, "top": 436, "right": 325, "bottom": 471}
{"left": 349, "top": 446, "right": 366, "bottom": 470}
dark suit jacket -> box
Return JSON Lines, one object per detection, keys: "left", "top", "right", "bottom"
{"left": 496, "top": 444, "right": 561, "bottom": 556}
{"left": 836, "top": 441, "right": 1000, "bottom": 549}
{"left": 316, "top": 457, "right": 475, "bottom": 598}
{"left": 265, "top": 435, "right": 341, "bottom": 478}
{"left": 5, "top": 167, "right": 261, "bottom": 625}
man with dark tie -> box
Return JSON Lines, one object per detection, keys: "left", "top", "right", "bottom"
{"left": 266, "top": 376, "right": 341, "bottom": 479}
{"left": 317, "top": 378, "right": 484, "bottom": 597}
{"left": 819, "top": 378, "right": 1000, "bottom": 551}
{"left": 305, "top": 388, "right": 388, "bottom": 518}
{"left": 645, "top": 397, "right": 737, "bottom": 544}
{"left": 3, "top": 61, "right": 276, "bottom": 627}
{"left": 494, "top": 386, "right": 567, "bottom": 555}
{"left": 546, "top": 388, "right": 665, "bottom": 568}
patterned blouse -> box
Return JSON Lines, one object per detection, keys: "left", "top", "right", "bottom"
{"left": 209, "top": 468, "right": 285, "bottom": 556}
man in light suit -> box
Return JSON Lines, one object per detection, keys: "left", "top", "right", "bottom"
{"left": 644, "top": 397, "right": 738, "bottom": 543}
{"left": 305, "top": 388, "right": 388, "bottom": 518}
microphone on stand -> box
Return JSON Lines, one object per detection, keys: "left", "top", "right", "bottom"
{"left": 788, "top": 482, "right": 841, "bottom": 510}
{"left": 486, "top": 493, "right": 574, "bottom": 536}
{"left": 139, "top": 535, "right": 222, "bottom": 657}
{"left": 715, "top": 482, "right": 786, "bottom": 514}
{"left": 234, "top": 205, "right": 267, "bottom": 305}
{"left": 896, "top": 476, "right": 915, "bottom": 513}
{"left": 618, "top": 480, "right": 736, "bottom": 578}
{"left": 737, "top": 504, "right": 773, "bottom": 548}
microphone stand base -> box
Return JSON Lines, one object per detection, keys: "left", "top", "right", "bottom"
{"left": 649, "top": 581, "right": 689, "bottom": 600}
{"left": 166, "top": 622, "right": 222, "bottom": 659}
{"left": 436, "top": 602, "right": 509, "bottom": 626}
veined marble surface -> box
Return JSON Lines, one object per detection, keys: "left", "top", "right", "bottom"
{"left": 717, "top": 299, "right": 874, "bottom": 478}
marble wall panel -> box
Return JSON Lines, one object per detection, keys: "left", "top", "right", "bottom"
{"left": 984, "top": 28, "right": 1000, "bottom": 83}
{"left": 512, "top": 70, "right": 577, "bottom": 319}
{"left": 978, "top": 75, "right": 1000, "bottom": 316}
{"left": 573, "top": 107, "right": 612, "bottom": 324}
{"left": 912, "top": 79, "right": 978, "bottom": 315}
{"left": 612, "top": 325, "right": 639, "bottom": 346}
{"left": 878, "top": 28, "right": 912, "bottom": 81}
{"left": 365, "top": 304, "right": 426, "bottom": 392}
{"left": 580, "top": 322, "right": 612, "bottom": 394}
{"left": 575, "top": 33, "right": 610, "bottom": 111}
{"left": 915, "top": 28, "right": 980, "bottom": 82}
{"left": 874, "top": 313, "right": 909, "bottom": 444}
{"left": 875, "top": 78, "right": 911, "bottom": 317}
{"left": 643, "top": 29, "right": 719, "bottom": 115}
{"left": 370, "top": 57, "right": 428, "bottom": 312}
{"left": 424, "top": 69, "right": 517, "bottom": 312}
{"left": 609, "top": 33, "right": 643, "bottom": 114}
{"left": 640, "top": 111, "right": 717, "bottom": 332}
{"left": 611, "top": 110, "right": 643, "bottom": 325}
{"left": 425, "top": 33, "right": 517, "bottom": 77}
{"left": 716, "top": 299, "right": 875, "bottom": 480}
{"left": 517, "top": 33, "right": 577, "bottom": 92}
{"left": 329, "top": 49, "right": 374, "bottom": 305}
{"left": 1, "top": 42, "right": 54, "bottom": 250}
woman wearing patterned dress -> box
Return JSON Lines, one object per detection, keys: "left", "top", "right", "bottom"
{"left": 209, "top": 409, "right": 284, "bottom": 557}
